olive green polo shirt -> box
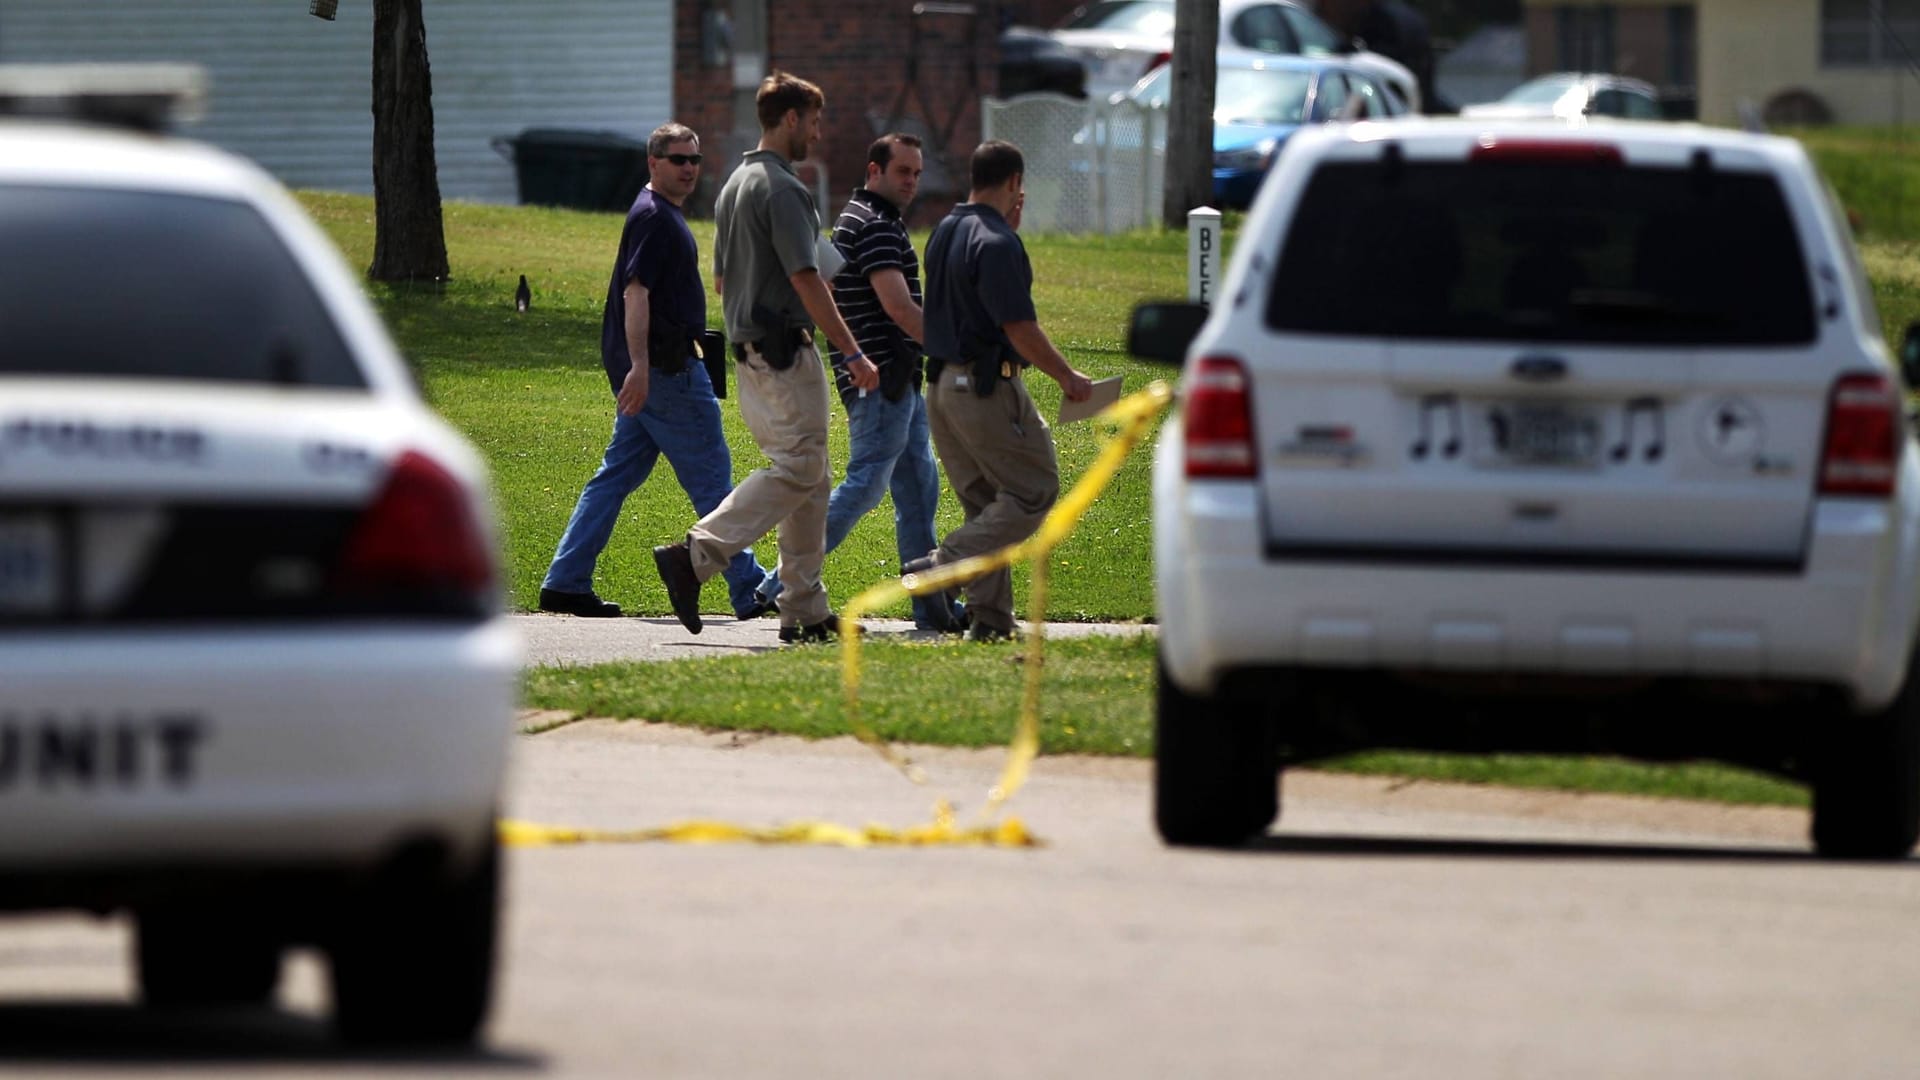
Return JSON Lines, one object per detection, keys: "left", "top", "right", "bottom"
{"left": 712, "top": 148, "right": 821, "bottom": 344}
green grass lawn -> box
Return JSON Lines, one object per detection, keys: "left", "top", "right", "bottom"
{"left": 524, "top": 634, "right": 1810, "bottom": 807}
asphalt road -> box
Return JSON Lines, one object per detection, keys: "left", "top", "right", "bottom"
{"left": 2, "top": 616, "right": 1916, "bottom": 1076}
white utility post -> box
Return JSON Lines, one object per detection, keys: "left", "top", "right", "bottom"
{"left": 1187, "top": 206, "right": 1221, "bottom": 304}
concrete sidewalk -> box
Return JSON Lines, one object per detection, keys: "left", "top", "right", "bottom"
{"left": 511, "top": 612, "right": 1154, "bottom": 667}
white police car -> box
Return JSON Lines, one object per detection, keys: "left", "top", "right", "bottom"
{"left": 0, "top": 66, "right": 519, "bottom": 1039}
{"left": 1134, "top": 118, "right": 1920, "bottom": 858}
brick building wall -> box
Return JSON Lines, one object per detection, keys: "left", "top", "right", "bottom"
{"left": 674, "top": 0, "right": 735, "bottom": 182}
{"left": 674, "top": 0, "right": 1093, "bottom": 223}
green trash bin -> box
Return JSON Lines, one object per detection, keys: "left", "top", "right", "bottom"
{"left": 490, "top": 128, "right": 650, "bottom": 212}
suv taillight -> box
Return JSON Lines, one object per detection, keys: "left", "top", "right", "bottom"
{"left": 334, "top": 450, "right": 495, "bottom": 603}
{"left": 1184, "top": 355, "right": 1257, "bottom": 479}
{"left": 1819, "top": 372, "right": 1903, "bottom": 497}
{"left": 1468, "top": 138, "right": 1623, "bottom": 166}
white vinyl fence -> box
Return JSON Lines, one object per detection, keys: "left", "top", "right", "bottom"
{"left": 981, "top": 93, "right": 1166, "bottom": 234}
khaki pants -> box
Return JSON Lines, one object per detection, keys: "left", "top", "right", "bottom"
{"left": 687, "top": 342, "right": 832, "bottom": 626}
{"left": 925, "top": 364, "right": 1060, "bottom": 634}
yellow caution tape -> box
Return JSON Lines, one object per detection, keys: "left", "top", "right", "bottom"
{"left": 504, "top": 379, "right": 1173, "bottom": 849}
{"left": 841, "top": 380, "right": 1174, "bottom": 818}
{"left": 500, "top": 813, "right": 1041, "bottom": 849}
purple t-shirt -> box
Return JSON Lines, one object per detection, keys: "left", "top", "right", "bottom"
{"left": 600, "top": 187, "right": 707, "bottom": 394}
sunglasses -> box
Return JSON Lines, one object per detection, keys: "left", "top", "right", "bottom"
{"left": 660, "top": 153, "right": 703, "bottom": 166}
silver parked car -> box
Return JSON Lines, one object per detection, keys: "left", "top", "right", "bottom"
{"left": 1460, "top": 72, "right": 1665, "bottom": 121}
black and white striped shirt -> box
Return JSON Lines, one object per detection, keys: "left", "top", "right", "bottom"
{"left": 829, "top": 187, "right": 923, "bottom": 404}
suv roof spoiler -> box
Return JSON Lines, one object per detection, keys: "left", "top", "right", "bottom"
{"left": 0, "top": 63, "right": 208, "bottom": 132}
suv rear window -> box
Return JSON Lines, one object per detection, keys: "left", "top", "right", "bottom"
{"left": 1266, "top": 160, "right": 1817, "bottom": 345}
{"left": 0, "top": 186, "right": 366, "bottom": 387}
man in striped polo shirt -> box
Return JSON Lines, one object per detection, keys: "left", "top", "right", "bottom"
{"left": 758, "top": 132, "right": 966, "bottom": 631}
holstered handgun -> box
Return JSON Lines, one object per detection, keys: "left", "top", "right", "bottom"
{"left": 750, "top": 303, "right": 812, "bottom": 371}
{"left": 961, "top": 335, "right": 1010, "bottom": 399}
{"left": 876, "top": 322, "right": 922, "bottom": 401}
{"left": 647, "top": 312, "right": 693, "bottom": 375}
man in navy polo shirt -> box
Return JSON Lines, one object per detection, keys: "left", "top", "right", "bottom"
{"left": 916, "top": 140, "right": 1092, "bottom": 642}
{"left": 539, "top": 121, "right": 774, "bottom": 620}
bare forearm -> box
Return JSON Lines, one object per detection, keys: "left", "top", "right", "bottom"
{"left": 624, "top": 281, "right": 651, "bottom": 367}
{"left": 1004, "top": 320, "right": 1070, "bottom": 381}
{"left": 872, "top": 270, "right": 924, "bottom": 343}
{"left": 791, "top": 271, "right": 861, "bottom": 357}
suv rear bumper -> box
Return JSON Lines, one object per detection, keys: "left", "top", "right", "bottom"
{"left": 1156, "top": 457, "right": 1920, "bottom": 710}
{"left": 0, "top": 620, "right": 519, "bottom": 876}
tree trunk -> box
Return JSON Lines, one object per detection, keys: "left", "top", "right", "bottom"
{"left": 1161, "top": 0, "right": 1219, "bottom": 228}
{"left": 369, "top": 0, "right": 448, "bottom": 282}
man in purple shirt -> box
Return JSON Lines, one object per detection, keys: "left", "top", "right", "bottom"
{"left": 539, "top": 122, "right": 773, "bottom": 620}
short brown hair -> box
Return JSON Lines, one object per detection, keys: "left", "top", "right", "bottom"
{"left": 868, "top": 132, "right": 924, "bottom": 171}
{"left": 756, "top": 71, "right": 825, "bottom": 131}
{"left": 647, "top": 122, "right": 698, "bottom": 159}
{"left": 970, "top": 140, "right": 1024, "bottom": 191}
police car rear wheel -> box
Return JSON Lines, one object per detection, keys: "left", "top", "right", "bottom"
{"left": 1154, "top": 652, "right": 1280, "bottom": 847}
{"left": 136, "top": 906, "right": 282, "bottom": 1008}
{"left": 328, "top": 833, "right": 499, "bottom": 1045}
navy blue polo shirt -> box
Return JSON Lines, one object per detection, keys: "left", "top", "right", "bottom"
{"left": 922, "top": 203, "right": 1037, "bottom": 367}
{"left": 600, "top": 186, "right": 707, "bottom": 394}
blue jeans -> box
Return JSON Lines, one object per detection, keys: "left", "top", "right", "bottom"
{"left": 543, "top": 363, "right": 770, "bottom": 618}
{"left": 762, "top": 387, "right": 961, "bottom": 628}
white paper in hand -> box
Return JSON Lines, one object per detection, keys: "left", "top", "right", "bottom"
{"left": 815, "top": 236, "right": 846, "bottom": 280}
{"left": 1058, "top": 376, "right": 1124, "bottom": 424}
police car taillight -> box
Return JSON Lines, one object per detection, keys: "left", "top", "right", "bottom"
{"left": 1184, "top": 355, "right": 1258, "bottom": 479}
{"left": 334, "top": 451, "right": 495, "bottom": 603}
{"left": 1819, "top": 372, "right": 1903, "bottom": 497}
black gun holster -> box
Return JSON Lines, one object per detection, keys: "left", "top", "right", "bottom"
{"left": 744, "top": 303, "right": 813, "bottom": 371}
{"left": 647, "top": 313, "right": 694, "bottom": 375}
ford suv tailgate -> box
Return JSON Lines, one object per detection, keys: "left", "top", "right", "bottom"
{"left": 1252, "top": 144, "right": 1837, "bottom": 568}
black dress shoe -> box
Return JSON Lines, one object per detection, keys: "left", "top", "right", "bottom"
{"left": 652, "top": 542, "right": 703, "bottom": 635}
{"left": 967, "top": 621, "right": 1016, "bottom": 643}
{"left": 902, "top": 556, "right": 964, "bottom": 633}
{"left": 777, "top": 614, "right": 839, "bottom": 644}
{"left": 538, "top": 588, "right": 622, "bottom": 618}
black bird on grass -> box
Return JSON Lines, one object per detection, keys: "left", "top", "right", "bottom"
{"left": 514, "top": 274, "right": 531, "bottom": 313}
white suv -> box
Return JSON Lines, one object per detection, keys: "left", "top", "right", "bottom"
{"left": 0, "top": 68, "right": 519, "bottom": 1039}
{"left": 1133, "top": 119, "right": 1920, "bottom": 858}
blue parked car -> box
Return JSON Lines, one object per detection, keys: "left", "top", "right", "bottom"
{"left": 1123, "top": 55, "right": 1406, "bottom": 208}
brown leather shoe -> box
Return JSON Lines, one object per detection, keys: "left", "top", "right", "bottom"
{"left": 651, "top": 542, "right": 703, "bottom": 635}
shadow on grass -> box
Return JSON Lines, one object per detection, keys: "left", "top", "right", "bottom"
{"left": 1241, "top": 832, "right": 1918, "bottom": 865}
{"left": 0, "top": 1002, "right": 544, "bottom": 1067}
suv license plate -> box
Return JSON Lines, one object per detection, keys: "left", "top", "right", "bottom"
{"left": 1489, "top": 403, "right": 1600, "bottom": 467}
{"left": 0, "top": 513, "right": 61, "bottom": 615}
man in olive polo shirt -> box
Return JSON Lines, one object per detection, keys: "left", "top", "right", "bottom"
{"left": 916, "top": 140, "right": 1093, "bottom": 642}
{"left": 652, "top": 71, "right": 877, "bottom": 643}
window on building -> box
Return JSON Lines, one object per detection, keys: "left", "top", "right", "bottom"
{"left": 1555, "top": 6, "right": 1616, "bottom": 72}
{"left": 1822, "top": 0, "right": 1920, "bottom": 66}
{"left": 1667, "top": 5, "right": 1696, "bottom": 87}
